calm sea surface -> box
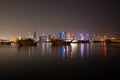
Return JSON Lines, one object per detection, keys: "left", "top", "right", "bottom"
{"left": 0, "top": 42, "right": 120, "bottom": 79}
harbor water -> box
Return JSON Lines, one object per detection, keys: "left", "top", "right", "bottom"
{"left": 0, "top": 42, "right": 120, "bottom": 79}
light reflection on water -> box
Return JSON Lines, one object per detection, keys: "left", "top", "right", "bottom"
{"left": 61, "top": 45, "right": 65, "bottom": 60}
{"left": 80, "top": 43, "right": 84, "bottom": 58}
{"left": 0, "top": 42, "right": 120, "bottom": 78}
{"left": 1, "top": 42, "right": 115, "bottom": 61}
{"left": 0, "top": 42, "right": 115, "bottom": 62}
{"left": 103, "top": 42, "right": 107, "bottom": 57}
{"left": 71, "top": 43, "right": 77, "bottom": 58}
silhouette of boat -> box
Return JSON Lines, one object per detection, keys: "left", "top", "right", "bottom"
{"left": 0, "top": 42, "right": 12, "bottom": 45}
{"left": 15, "top": 38, "right": 38, "bottom": 47}
{"left": 0, "top": 39, "right": 12, "bottom": 45}
{"left": 106, "top": 39, "right": 120, "bottom": 43}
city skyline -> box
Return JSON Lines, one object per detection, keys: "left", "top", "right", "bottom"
{"left": 0, "top": 0, "right": 119, "bottom": 39}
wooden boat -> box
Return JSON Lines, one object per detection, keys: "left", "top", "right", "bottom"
{"left": 0, "top": 39, "right": 12, "bottom": 45}
{"left": 0, "top": 42, "right": 12, "bottom": 45}
{"left": 105, "top": 39, "right": 120, "bottom": 43}
{"left": 15, "top": 38, "right": 38, "bottom": 47}
{"left": 50, "top": 39, "right": 72, "bottom": 45}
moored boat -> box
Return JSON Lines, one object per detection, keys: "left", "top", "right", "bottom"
{"left": 105, "top": 39, "right": 120, "bottom": 43}
{"left": 0, "top": 39, "right": 12, "bottom": 45}
{"left": 0, "top": 42, "right": 12, "bottom": 45}
{"left": 14, "top": 38, "right": 38, "bottom": 47}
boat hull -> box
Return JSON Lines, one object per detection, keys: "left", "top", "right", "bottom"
{"left": 106, "top": 39, "right": 120, "bottom": 43}
{"left": 15, "top": 38, "right": 38, "bottom": 47}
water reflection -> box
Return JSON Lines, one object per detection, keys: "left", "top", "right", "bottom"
{"left": 86, "top": 43, "right": 89, "bottom": 58}
{"left": 46, "top": 42, "right": 51, "bottom": 55}
{"left": 81, "top": 43, "right": 84, "bottom": 58}
{"left": 103, "top": 42, "right": 107, "bottom": 57}
{"left": 17, "top": 46, "right": 36, "bottom": 57}
{"left": 60, "top": 43, "right": 89, "bottom": 62}
{"left": 15, "top": 42, "right": 113, "bottom": 63}
{"left": 71, "top": 43, "right": 78, "bottom": 58}
{"left": 61, "top": 45, "right": 72, "bottom": 59}
{"left": 28, "top": 46, "right": 35, "bottom": 56}
{"left": 80, "top": 43, "right": 85, "bottom": 63}
{"left": 0, "top": 42, "right": 120, "bottom": 76}
{"left": 41, "top": 42, "right": 45, "bottom": 55}
{"left": 0, "top": 43, "right": 120, "bottom": 78}
{"left": 61, "top": 45, "right": 65, "bottom": 59}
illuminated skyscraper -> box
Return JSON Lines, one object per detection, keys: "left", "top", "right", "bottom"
{"left": 33, "top": 32, "right": 36, "bottom": 41}
{"left": 67, "top": 32, "right": 71, "bottom": 39}
{"left": 57, "top": 32, "right": 67, "bottom": 40}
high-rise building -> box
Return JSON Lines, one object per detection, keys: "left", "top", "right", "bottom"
{"left": 57, "top": 32, "right": 67, "bottom": 40}
{"left": 67, "top": 32, "right": 71, "bottom": 40}
{"left": 33, "top": 32, "right": 36, "bottom": 41}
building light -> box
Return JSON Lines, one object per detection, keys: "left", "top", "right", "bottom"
{"left": 18, "top": 36, "right": 21, "bottom": 40}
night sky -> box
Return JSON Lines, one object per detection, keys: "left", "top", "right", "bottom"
{"left": 0, "top": 0, "right": 119, "bottom": 40}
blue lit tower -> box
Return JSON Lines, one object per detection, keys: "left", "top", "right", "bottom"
{"left": 58, "top": 32, "right": 67, "bottom": 40}
{"left": 61, "top": 32, "right": 67, "bottom": 40}
{"left": 57, "top": 33, "right": 61, "bottom": 40}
